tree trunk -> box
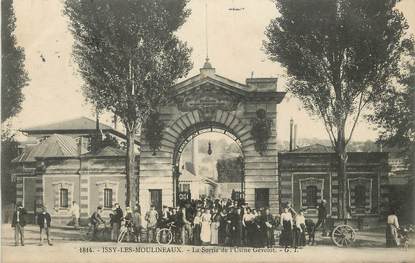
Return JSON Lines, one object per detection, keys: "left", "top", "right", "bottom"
{"left": 125, "top": 127, "right": 136, "bottom": 208}
{"left": 336, "top": 128, "right": 348, "bottom": 220}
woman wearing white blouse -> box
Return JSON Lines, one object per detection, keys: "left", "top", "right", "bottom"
{"left": 386, "top": 209, "right": 400, "bottom": 247}
{"left": 279, "top": 207, "right": 293, "bottom": 247}
{"left": 294, "top": 210, "right": 306, "bottom": 247}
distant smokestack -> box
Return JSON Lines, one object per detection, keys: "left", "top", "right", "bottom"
{"left": 293, "top": 124, "right": 297, "bottom": 150}
{"left": 289, "top": 118, "right": 293, "bottom": 152}
{"left": 78, "top": 136, "right": 83, "bottom": 155}
{"left": 113, "top": 114, "right": 118, "bottom": 130}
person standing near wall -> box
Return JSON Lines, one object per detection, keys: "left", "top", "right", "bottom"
{"left": 145, "top": 205, "right": 159, "bottom": 243}
{"left": 11, "top": 202, "right": 26, "bottom": 246}
{"left": 37, "top": 206, "right": 52, "bottom": 246}
{"left": 181, "top": 202, "right": 194, "bottom": 245}
{"left": 279, "top": 207, "right": 293, "bottom": 248}
{"left": 386, "top": 208, "right": 400, "bottom": 247}
{"left": 315, "top": 199, "right": 327, "bottom": 236}
{"left": 263, "top": 208, "right": 277, "bottom": 248}
{"left": 111, "top": 203, "right": 123, "bottom": 242}
{"left": 70, "top": 201, "right": 80, "bottom": 229}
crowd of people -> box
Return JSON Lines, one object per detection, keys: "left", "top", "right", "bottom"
{"left": 88, "top": 197, "right": 329, "bottom": 248}
{"left": 10, "top": 198, "right": 406, "bottom": 249}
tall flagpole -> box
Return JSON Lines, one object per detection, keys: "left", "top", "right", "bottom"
{"left": 205, "top": 0, "right": 209, "bottom": 60}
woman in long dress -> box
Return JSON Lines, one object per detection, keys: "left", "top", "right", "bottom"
{"left": 386, "top": 209, "right": 400, "bottom": 247}
{"left": 193, "top": 211, "right": 202, "bottom": 246}
{"left": 279, "top": 207, "right": 293, "bottom": 248}
{"left": 210, "top": 208, "right": 220, "bottom": 245}
{"left": 242, "top": 208, "right": 256, "bottom": 247}
{"left": 201, "top": 209, "right": 212, "bottom": 245}
{"left": 293, "top": 210, "right": 306, "bottom": 247}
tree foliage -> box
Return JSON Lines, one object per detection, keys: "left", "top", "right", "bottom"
{"left": 1, "top": 0, "right": 29, "bottom": 122}
{"left": 368, "top": 48, "right": 415, "bottom": 163}
{"left": 264, "top": 0, "right": 410, "bottom": 217}
{"left": 1, "top": 131, "right": 19, "bottom": 206}
{"left": 64, "top": 0, "right": 192, "bottom": 126}
{"left": 217, "top": 156, "right": 243, "bottom": 183}
{"left": 64, "top": 0, "right": 192, "bottom": 206}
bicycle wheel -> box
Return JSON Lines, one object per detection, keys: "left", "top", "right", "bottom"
{"left": 80, "top": 226, "right": 93, "bottom": 241}
{"left": 118, "top": 229, "right": 127, "bottom": 243}
{"left": 156, "top": 228, "right": 173, "bottom": 245}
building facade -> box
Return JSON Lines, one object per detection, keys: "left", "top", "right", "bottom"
{"left": 278, "top": 145, "right": 390, "bottom": 227}
{"left": 138, "top": 59, "right": 285, "bottom": 214}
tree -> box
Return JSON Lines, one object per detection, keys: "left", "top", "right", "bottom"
{"left": 368, "top": 48, "right": 415, "bottom": 168}
{"left": 264, "top": 0, "right": 410, "bottom": 218}
{"left": 1, "top": 0, "right": 29, "bottom": 122}
{"left": 1, "top": 130, "right": 19, "bottom": 211}
{"left": 64, "top": 0, "right": 192, "bottom": 207}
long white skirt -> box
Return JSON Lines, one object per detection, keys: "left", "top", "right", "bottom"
{"left": 201, "top": 221, "right": 211, "bottom": 243}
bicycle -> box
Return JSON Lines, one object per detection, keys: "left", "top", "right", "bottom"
{"left": 80, "top": 223, "right": 108, "bottom": 241}
{"left": 117, "top": 220, "right": 136, "bottom": 243}
{"left": 156, "top": 221, "right": 177, "bottom": 245}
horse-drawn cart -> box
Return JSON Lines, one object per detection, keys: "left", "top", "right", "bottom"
{"left": 326, "top": 218, "right": 357, "bottom": 247}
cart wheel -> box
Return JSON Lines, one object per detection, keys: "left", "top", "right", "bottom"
{"left": 156, "top": 228, "right": 173, "bottom": 245}
{"left": 331, "top": 224, "right": 355, "bottom": 247}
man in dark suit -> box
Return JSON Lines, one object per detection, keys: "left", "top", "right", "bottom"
{"left": 37, "top": 206, "right": 52, "bottom": 246}
{"left": 111, "top": 203, "right": 123, "bottom": 241}
{"left": 315, "top": 199, "right": 328, "bottom": 236}
{"left": 231, "top": 207, "right": 243, "bottom": 246}
{"left": 262, "top": 208, "right": 277, "bottom": 248}
{"left": 11, "top": 202, "right": 26, "bottom": 246}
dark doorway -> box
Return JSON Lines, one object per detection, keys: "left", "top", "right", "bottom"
{"left": 255, "top": 188, "right": 269, "bottom": 209}
{"left": 149, "top": 189, "right": 162, "bottom": 212}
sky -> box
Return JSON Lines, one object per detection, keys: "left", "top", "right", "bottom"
{"left": 10, "top": 0, "right": 415, "bottom": 143}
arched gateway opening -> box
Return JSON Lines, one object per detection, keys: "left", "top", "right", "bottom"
{"left": 138, "top": 59, "right": 285, "bottom": 214}
{"left": 173, "top": 122, "right": 245, "bottom": 206}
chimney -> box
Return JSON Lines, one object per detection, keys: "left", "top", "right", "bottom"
{"left": 78, "top": 136, "right": 83, "bottom": 155}
{"left": 113, "top": 114, "right": 118, "bottom": 130}
{"left": 293, "top": 124, "right": 297, "bottom": 150}
{"left": 289, "top": 118, "right": 293, "bottom": 152}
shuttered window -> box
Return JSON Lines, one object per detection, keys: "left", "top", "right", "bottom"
{"left": 306, "top": 185, "right": 318, "bottom": 207}
{"left": 354, "top": 185, "right": 366, "bottom": 208}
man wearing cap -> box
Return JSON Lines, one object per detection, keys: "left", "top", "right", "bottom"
{"left": 11, "top": 202, "right": 27, "bottom": 246}
{"left": 111, "top": 203, "right": 123, "bottom": 241}
{"left": 37, "top": 206, "right": 52, "bottom": 246}
{"left": 315, "top": 199, "right": 328, "bottom": 236}
{"left": 90, "top": 206, "right": 105, "bottom": 240}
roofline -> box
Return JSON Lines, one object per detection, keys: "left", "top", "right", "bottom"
{"left": 170, "top": 75, "right": 286, "bottom": 103}
{"left": 20, "top": 128, "right": 140, "bottom": 145}
{"left": 278, "top": 151, "right": 389, "bottom": 155}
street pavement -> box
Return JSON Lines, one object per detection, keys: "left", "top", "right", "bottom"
{"left": 1, "top": 224, "right": 414, "bottom": 263}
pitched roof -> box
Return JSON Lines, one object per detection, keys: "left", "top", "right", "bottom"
{"left": 21, "top": 117, "right": 114, "bottom": 133}
{"left": 292, "top": 144, "right": 334, "bottom": 153}
{"left": 13, "top": 134, "right": 84, "bottom": 162}
{"left": 83, "top": 146, "right": 126, "bottom": 157}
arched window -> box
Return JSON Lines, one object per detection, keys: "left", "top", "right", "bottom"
{"left": 306, "top": 185, "right": 318, "bottom": 207}
{"left": 354, "top": 185, "right": 366, "bottom": 208}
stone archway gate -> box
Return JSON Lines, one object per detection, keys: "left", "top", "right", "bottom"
{"left": 138, "top": 60, "right": 285, "bottom": 214}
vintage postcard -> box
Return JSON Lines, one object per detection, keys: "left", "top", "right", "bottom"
{"left": 1, "top": 0, "right": 414, "bottom": 262}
